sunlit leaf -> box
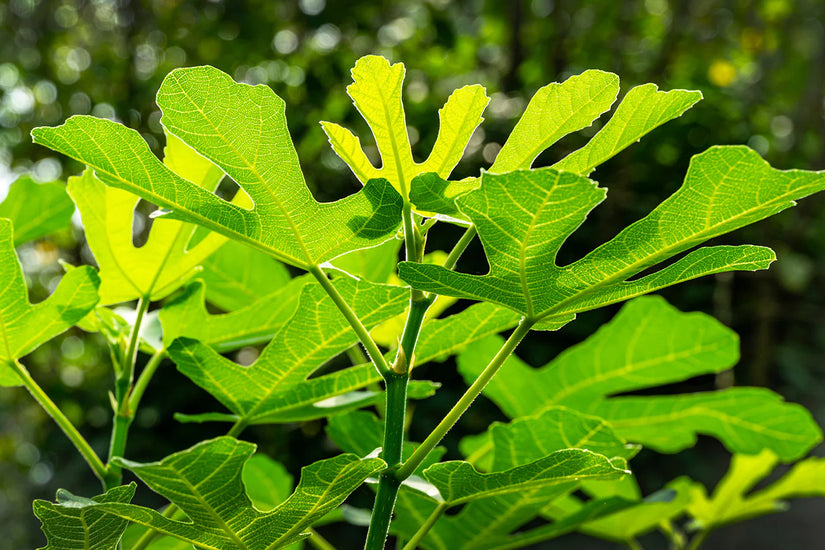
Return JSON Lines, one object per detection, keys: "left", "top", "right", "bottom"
{"left": 0, "top": 219, "right": 100, "bottom": 386}
{"left": 167, "top": 275, "right": 407, "bottom": 426}
{"left": 687, "top": 450, "right": 825, "bottom": 532}
{"left": 0, "top": 175, "right": 74, "bottom": 246}
{"left": 458, "top": 296, "right": 822, "bottom": 460}
{"left": 66, "top": 437, "right": 384, "bottom": 549}
{"left": 33, "top": 66, "right": 402, "bottom": 270}
{"left": 401, "top": 146, "right": 825, "bottom": 320}
{"left": 321, "top": 55, "right": 488, "bottom": 199}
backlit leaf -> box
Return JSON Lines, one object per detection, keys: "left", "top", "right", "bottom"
{"left": 321, "top": 55, "right": 488, "bottom": 199}
{"left": 78, "top": 437, "right": 385, "bottom": 549}
{"left": 33, "top": 66, "right": 402, "bottom": 270}
{"left": 687, "top": 450, "right": 825, "bottom": 532}
{"left": 0, "top": 219, "right": 100, "bottom": 386}
{"left": 0, "top": 176, "right": 74, "bottom": 246}
{"left": 458, "top": 296, "right": 822, "bottom": 460}
{"left": 167, "top": 275, "right": 407, "bottom": 426}
{"left": 401, "top": 146, "right": 825, "bottom": 320}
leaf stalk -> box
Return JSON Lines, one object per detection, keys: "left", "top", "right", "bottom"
{"left": 10, "top": 359, "right": 108, "bottom": 482}
{"left": 396, "top": 317, "right": 535, "bottom": 480}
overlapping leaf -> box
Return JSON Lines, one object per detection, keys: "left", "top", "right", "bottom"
{"left": 33, "top": 484, "right": 136, "bottom": 550}
{"left": 687, "top": 450, "right": 825, "bottom": 533}
{"left": 489, "top": 69, "right": 620, "bottom": 173}
{"left": 160, "top": 277, "right": 311, "bottom": 353}
{"left": 0, "top": 219, "right": 100, "bottom": 385}
{"left": 551, "top": 83, "right": 702, "bottom": 175}
{"left": 54, "top": 437, "right": 384, "bottom": 550}
{"left": 68, "top": 168, "right": 225, "bottom": 305}
{"left": 0, "top": 175, "right": 74, "bottom": 246}
{"left": 458, "top": 296, "right": 822, "bottom": 461}
{"left": 389, "top": 407, "right": 632, "bottom": 550}
{"left": 33, "top": 66, "right": 402, "bottom": 270}
{"left": 408, "top": 72, "right": 700, "bottom": 219}
{"left": 167, "top": 274, "right": 408, "bottom": 426}
{"left": 198, "top": 238, "right": 292, "bottom": 311}
{"left": 321, "top": 55, "right": 489, "bottom": 198}
{"left": 401, "top": 146, "right": 825, "bottom": 320}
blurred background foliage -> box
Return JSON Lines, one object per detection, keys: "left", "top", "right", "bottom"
{"left": 1, "top": 0, "right": 824, "bottom": 548}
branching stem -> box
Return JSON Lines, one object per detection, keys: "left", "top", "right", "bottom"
{"left": 401, "top": 502, "right": 448, "bottom": 550}
{"left": 397, "top": 317, "right": 534, "bottom": 480}
{"left": 106, "top": 296, "right": 150, "bottom": 488}
{"left": 309, "top": 265, "right": 392, "bottom": 374}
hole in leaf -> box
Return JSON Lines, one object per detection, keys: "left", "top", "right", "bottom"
{"left": 443, "top": 501, "right": 467, "bottom": 517}
{"left": 132, "top": 199, "right": 157, "bottom": 248}
{"left": 510, "top": 514, "right": 551, "bottom": 534}
{"left": 215, "top": 174, "right": 242, "bottom": 202}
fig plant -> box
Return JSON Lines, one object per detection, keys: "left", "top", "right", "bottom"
{"left": 3, "top": 55, "right": 824, "bottom": 549}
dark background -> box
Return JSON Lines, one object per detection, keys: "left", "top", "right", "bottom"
{"left": 1, "top": 0, "right": 824, "bottom": 548}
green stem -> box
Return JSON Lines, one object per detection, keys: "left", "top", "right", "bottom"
{"left": 309, "top": 265, "right": 391, "bottom": 374}
{"left": 10, "top": 359, "right": 108, "bottom": 481}
{"left": 686, "top": 531, "right": 709, "bottom": 550}
{"left": 106, "top": 296, "right": 150, "bottom": 488}
{"left": 394, "top": 295, "right": 433, "bottom": 373}
{"left": 396, "top": 317, "right": 534, "bottom": 480}
{"left": 226, "top": 418, "right": 249, "bottom": 438}
{"left": 401, "top": 502, "right": 447, "bottom": 550}
{"left": 128, "top": 349, "right": 166, "bottom": 412}
{"left": 627, "top": 538, "right": 644, "bottom": 550}
{"left": 364, "top": 371, "right": 409, "bottom": 549}
{"left": 307, "top": 528, "right": 337, "bottom": 550}
{"left": 442, "top": 225, "right": 477, "bottom": 270}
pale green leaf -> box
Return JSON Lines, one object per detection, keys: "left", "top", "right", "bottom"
{"left": 167, "top": 275, "right": 407, "bottom": 425}
{"left": 322, "top": 55, "right": 488, "bottom": 198}
{"left": 67, "top": 168, "right": 225, "bottom": 305}
{"left": 329, "top": 237, "right": 401, "bottom": 283}
{"left": 458, "top": 296, "right": 822, "bottom": 460}
{"left": 575, "top": 479, "right": 693, "bottom": 542}
{"left": 0, "top": 219, "right": 100, "bottom": 386}
{"left": 490, "top": 70, "right": 619, "bottom": 173}
{"left": 33, "top": 66, "right": 402, "bottom": 269}
{"left": 0, "top": 176, "right": 74, "bottom": 246}
{"left": 243, "top": 454, "right": 294, "bottom": 513}
{"left": 425, "top": 451, "right": 628, "bottom": 506}
{"left": 400, "top": 146, "right": 823, "bottom": 320}
{"left": 160, "top": 277, "right": 310, "bottom": 352}
{"left": 552, "top": 84, "right": 702, "bottom": 176}
{"left": 85, "top": 437, "right": 385, "bottom": 550}
{"left": 687, "top": 450, "right": 825, "bottom": 532}
{"left": 199, "top": 239, "right": 291, "bottom": 311}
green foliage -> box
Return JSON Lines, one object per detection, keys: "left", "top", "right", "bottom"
{"left": 0, "top": 176, "right": 74, "bottom": 246}
{"left": 0, "top": 219, "right": 99, "bottom": 386}
{"left": 686, "top": 450, "right": 825, "bottom": 534}
{"left": 458, "top": 297, "right": 822, "bottom": 460}
{"left": 7, "top": 54, "right": 824, "bottom": 550}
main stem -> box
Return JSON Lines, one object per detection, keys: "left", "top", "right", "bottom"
{"left": 364, "top": 201, "right": 431, "bottom": 550}
{"left": 397, "top": 317, "right": 535, "bottom": 479}
{"left": 363, "top": 370, "right": 408, "bottom": 549}
{"left": 106, "top": 296, "right": 150, "bottom": 489}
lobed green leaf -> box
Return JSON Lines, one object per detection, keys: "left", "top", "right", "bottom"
{"left": 0, "top": 219, "right": 100, "bottom": 386}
